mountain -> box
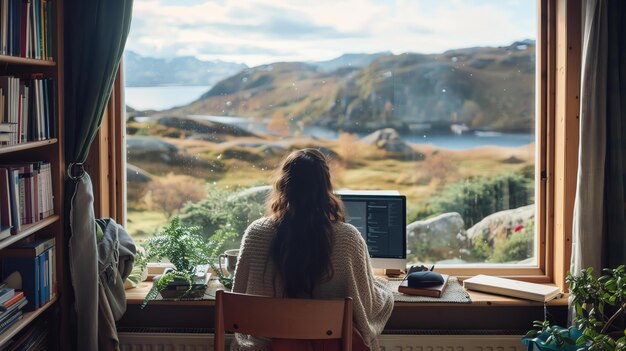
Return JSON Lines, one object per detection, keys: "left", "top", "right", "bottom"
{"left": 124, "top": 51, "right": 247, "bottom": 87}
{"left": 312, "top": 52, "right": 391, "bottom": 72}
{"left": 158, "top": 41, "right": 536, "bottom": 133}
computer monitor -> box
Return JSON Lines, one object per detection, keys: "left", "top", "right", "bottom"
{"left": 338, "top": 193, "right": 407, "bottom": 271}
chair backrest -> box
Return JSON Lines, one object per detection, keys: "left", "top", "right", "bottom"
{"left": 214, "top": 290, "right": 353, "bottom": 351}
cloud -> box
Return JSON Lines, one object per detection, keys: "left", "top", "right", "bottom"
{"left": 127, "top": 0, "right": 537, "bottom": 66}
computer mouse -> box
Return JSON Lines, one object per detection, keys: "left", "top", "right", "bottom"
{"left": 407, "top": 271, "right": 445, "bottom": 287}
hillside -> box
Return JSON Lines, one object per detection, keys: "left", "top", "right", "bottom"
{"left": 157, "top": 41, "right": 535, "bottom": 133}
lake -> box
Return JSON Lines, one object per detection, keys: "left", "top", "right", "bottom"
{"left": 126, "top": 86, "right": 534, "bottom": 150}
{"left": 125, "top": 85, "right": 212, "bottom": 111}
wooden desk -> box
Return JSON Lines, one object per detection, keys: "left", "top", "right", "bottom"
{"left": 119, "top": 280, "right": 568, "bottom": 333}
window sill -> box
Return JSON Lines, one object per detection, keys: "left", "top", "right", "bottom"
{"left": 124, "top": 279, "right": 568, "bottom": 307}
{"left": 121, "top": 279, "right": 569, "bottom": 332}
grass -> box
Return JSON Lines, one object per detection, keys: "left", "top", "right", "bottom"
{"left": 126, "top": 208, "right": 169, "bottom": 243}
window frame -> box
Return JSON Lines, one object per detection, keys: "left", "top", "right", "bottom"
{"left": 91, "top": 0, "right": 581, "bottom": 289}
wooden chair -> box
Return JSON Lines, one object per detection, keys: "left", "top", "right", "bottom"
{"left": 214, "top": 290, "right": 353, "bottom": 351}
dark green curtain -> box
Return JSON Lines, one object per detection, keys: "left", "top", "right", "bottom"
{"left": 64, "top": 0, "right": 133, "bottom": 349}
{"left": 603, "top": 0, "right": 626, "bottom": 270}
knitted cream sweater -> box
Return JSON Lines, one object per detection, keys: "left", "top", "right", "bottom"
{"left": 231, "top": 217, "right": 394, "bottom": 351}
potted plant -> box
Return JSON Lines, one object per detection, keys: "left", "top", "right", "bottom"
{"left": 523, "top": 265, "right": 626, "bottom": 350}
{"left": 141, "top": 217, "right": 233, "bottom": 306}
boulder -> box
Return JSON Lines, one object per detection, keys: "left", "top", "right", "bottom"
{"left": 360, "top": 128, "right": 412, "bottom": 153}
{"left": 126, "top": 164, "right": 152, "bottom": 183}
{"left": 406, "top": 212, "right": 466, "bottom": 262}
{"left": 466, "top": 204, "right": 534, "bottom": 247}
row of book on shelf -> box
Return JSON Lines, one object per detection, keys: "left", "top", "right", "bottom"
{"left": 0, "top": 75, "right": 55, "bottom": 145}
{"left": 0, "top": 162, "right": 54, "bottom": 239}
{"left": 0, "top": 237, "right": 55, "bottom": 336}
{"left": 0, "top": 0, "right": 54, "bottom": 59}
{"left": 0, "top": 318, "right": 48, "bottom": 350}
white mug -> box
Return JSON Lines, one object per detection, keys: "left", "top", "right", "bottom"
{"left": 218, "top": 249, "right": 239, "bottom": 276}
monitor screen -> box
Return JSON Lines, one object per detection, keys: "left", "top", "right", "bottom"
{"left": 339, "top": 194, "right": 407, "bottom": 270}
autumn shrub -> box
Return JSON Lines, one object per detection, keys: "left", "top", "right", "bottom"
{"left": 145, "top": 173, "right": 207, "bottom": 218}
{"left": 336, "top": 132, "right": 363, "bottom": 167}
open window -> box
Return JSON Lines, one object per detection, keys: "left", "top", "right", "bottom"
{"left": 95, "top": 0, "right": 580, "bottom": 282}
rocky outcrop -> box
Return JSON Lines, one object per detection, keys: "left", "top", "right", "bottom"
{"left": 158, "top": 116, "right": 257, "bottom": 138}
{"left": 127, "top": 136, "right": 179, "bottom": 154}
{"left": 466, "top": 204, "right": 534, "bottom": 247}
{"left": 406, "top": 212, "right": 466, "bottom": 262}
{"left": 127, "top": 136, "right": 213, "bottom": 175}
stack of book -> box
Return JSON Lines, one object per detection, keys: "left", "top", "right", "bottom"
{"left": 0, "top": 75, "right": 56, "bottom": 146}
{"left": 0, "top": 237, "right": 55, "bottom": 311}
{"left": 0, "top": 162, "right": 54, "bottom": 237}
{"left": 0, "top": 286, "right": 27, "bottom": 334}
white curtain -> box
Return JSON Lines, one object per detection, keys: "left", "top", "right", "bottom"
{"left": 570, "top": 0, "right": 608, "bottom": 278}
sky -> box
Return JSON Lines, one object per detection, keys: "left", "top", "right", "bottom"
{"left": 126, "top": 0, "right": 537, "bottom": 67}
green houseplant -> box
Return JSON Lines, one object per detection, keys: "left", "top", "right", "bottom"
{"left": 523, "top": 265, "right": 626, "bottom": 350}
{"left": 141, "top": 217, "right": 235, "bottom": 306}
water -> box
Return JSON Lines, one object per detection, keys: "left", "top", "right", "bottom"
{"left": 127, "top": 86, "right": 534, "bottom": 150}
{"left": 189, "top": 115, "right": 534, "bottom": 150}
{"left": 125, "top": 85, "right": 212, "bottom": 111}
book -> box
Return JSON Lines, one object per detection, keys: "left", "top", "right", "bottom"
{"left": 0, "top": 131, "right": 13, "bottom": 142}
{"left": 0, "top": 167, "right": 21, "bottom": 233}
{"left": 0, "top": 290, "right": 24, "bottom": 311}
{"left": 398, "top": 274, "right": 449, "bottom": 298}
{"left": 0, "top": 287, "right": 14, "bottom": 305}
{"left": 0, "top": 123, "right": 16, "bottom": 133}
{"left": 0, "top": 237, "right": 54, "bottom": 257}
{"left": 0, "top": 168, "right": 12, "bottom": 231}
{"left": 463, "top": 274, "right": 562, "bottom": 302}
{"left": 38, "top": 247, "right": 51, "bottom": 305}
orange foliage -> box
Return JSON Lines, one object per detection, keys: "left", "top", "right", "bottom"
{"left": 267, "top": 111, "right": 291, "bottom": 137}
{"left": 336, "top": 132, "right": 362, "bottom": 167}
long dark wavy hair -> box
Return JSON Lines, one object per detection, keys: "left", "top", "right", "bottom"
{"left": 267, "top": 148, "right": 345, "bottom": 298}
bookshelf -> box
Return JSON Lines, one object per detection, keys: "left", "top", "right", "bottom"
{"left": 0, "top": 0, "right": 65, "bottom": 348}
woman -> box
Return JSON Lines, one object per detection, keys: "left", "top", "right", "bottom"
{"left": 231, "top": 148, "right": 394, "bottom": 351}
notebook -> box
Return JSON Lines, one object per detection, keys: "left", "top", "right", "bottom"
{"left": 463, "top": 274, "right": 562, "bottom": 302}
{"left": 398, "top": 274, "right": 449, "bottom": 298}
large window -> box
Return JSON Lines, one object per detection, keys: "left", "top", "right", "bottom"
{"left": 123, "top": 0, "right": 540, "bottom": 268}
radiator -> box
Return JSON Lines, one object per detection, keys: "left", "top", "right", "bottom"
{"left": 118, "top": 331, "right": 526, "bottom": 351}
